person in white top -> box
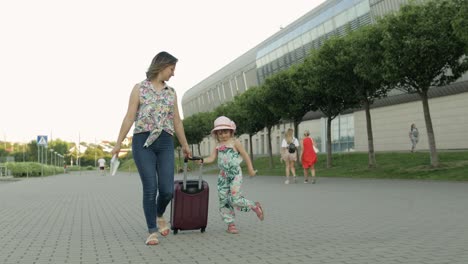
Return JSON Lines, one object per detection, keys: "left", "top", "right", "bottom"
{"left": 98, "top": 158, "right": 106, "bottom": 174}
{"left": 281, "top": 128, "right": 299, "bottom": 184}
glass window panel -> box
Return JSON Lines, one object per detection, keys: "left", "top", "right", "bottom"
{"left": 260, "top": 56, "right": 266, "bottom": 67}
{"left": 266, "top": 53, "right": 273, "bottom": 65}
{"left": 277, "top": 47, "right": 283, "bottom": 58}
{"left": 281, "top": 44, "right": 288, "bottom": 56}
{"left": 356, "top": 0, "right": 370, "bottom": 17}
{"left": 317, "top": 24, "right": 325, "bottom": 37}
{"left": 301, "top": 31, "right": 312, "bottom": 44}
{"left": 287, "top": 40, "right": 294, "bottom": 52}
{"left": 284, "top": 44, "right": 291, "bottom": 55}
{"left": 335, "top": 11, "right": 347, "bottom": 28}
{"left": 291, "top": 28, "right": 300, "bottom": 40}
{"left": 324, "top": 19, "right": 334, "bottom": 33}
{"left": 347, "top": 6, "right": 357, "bottom": 21}
{"left": 293, "top": 37, "right": 302, "bottom": 50}
{"left": 275, "top": 48, "right": 281, "bottom": 60}
{"left": 301, "top": 23, "right": 308, "bottom": 35}
{"left": 309, "top": 28, "right": 316, "bottom": 41}
{"left": 271, "top": 49, "right": 277, "bottom": 60}
{"left": 278, "top": 48, "right": 284, "bottom": 59}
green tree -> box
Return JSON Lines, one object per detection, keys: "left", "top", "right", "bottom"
{"left": 264, "top": 67, "right": 313, "bottom": 141}
{"left": 27, "top": 140, "right": 39, "bottom": 162}
{"left": 216, "top": 96, "right": 247, "bottom": 136}
{"left": 81, "top": 145, "right": 108, "bottom": 167}
{"left": 183, "top": 111, "right": 214, "bottom": 156}
{"left": 346, "top": 24, "right": 389, "bottom": 168}
{"left": 452, "top": 0, "right": 468, "bottom": 50}
{"left": 380, "top": 0, "right": 468, "bottom": 167}
{"left": 48, "top": 139, "right": 69, "bottom": 157}
{"left": 302, "top": 37, "right": 361, "bottom": 168}
{"left": 237, "top": 86, "right": 277, "bottom": 166}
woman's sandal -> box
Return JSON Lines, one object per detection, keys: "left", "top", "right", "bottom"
{"left": 157, "top": 217, "right": 170, "bottom": 237}
{"left": 145, "top": 233, "right": 159, "bottom": 245}
{"left": 253, "top": 202, "right": 264, "bottom": 221}
{"left": 226, "top": 223, "right": 239, "bottom": 234}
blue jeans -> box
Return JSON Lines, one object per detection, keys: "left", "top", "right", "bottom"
{"left": 132, "top": 131, "right": 174, "bottom": 233}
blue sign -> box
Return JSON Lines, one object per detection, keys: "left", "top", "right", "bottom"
{"left": 37, "top": 135, "right": 48, "bottom": 146}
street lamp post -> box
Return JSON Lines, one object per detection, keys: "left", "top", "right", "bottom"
{"left": 54, "top": 151, "right": 58, "bottom": 174}
{"left": 49, "top": 149, "right": 54, "bottom": 166}
{"left": 58, "top": 154, "right": 63, "bottom": 168}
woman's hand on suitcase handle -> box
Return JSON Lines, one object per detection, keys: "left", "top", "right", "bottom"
{"left": 185, "top": 156, "right": 204, "bottom": 164}
{"left": 248, "top": 167, "right": 257, "bottom": 178}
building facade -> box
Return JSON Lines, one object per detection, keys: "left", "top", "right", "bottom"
{"left": 181, "top": 0, "right": 468, "bottom": 156}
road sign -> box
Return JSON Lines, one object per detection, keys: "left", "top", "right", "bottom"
{"left": 37, "top": 135, "right": 48, "bottom": 146}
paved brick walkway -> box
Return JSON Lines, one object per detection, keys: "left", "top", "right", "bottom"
{"left": 1, "top": 171, "right": 467, "bottom": 264}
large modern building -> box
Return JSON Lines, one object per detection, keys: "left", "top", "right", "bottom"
{"left": 181, "top": 0, "right": 468, "bottom": 156}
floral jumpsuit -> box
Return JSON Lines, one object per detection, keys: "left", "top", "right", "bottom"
{"left": 216, "top": 143, "right": 256, "bottom": 224}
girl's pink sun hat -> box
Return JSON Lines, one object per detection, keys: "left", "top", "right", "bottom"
{"left": 211, "top": 116, "right": 236, "bottom": 134}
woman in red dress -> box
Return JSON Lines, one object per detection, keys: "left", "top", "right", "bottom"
{"left": 300, "top": 130, "right": 317, "bottom": 183}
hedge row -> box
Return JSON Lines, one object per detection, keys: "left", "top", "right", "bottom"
{"left": 4, "top": 162, "right": 63, "bottom": 177}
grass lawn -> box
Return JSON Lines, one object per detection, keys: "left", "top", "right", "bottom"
{"left": 120, "top": 150, "right": 468, "bottom": 181}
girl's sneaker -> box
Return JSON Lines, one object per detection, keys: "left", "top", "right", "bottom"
{"left": 284, "top": 177, "right": 290, "bottom": 184}
{"left": 252, "top": 202, "right": 264, "bottom": 221}
{"left": 227, "top": 223, "right": 239, "bottom": 234}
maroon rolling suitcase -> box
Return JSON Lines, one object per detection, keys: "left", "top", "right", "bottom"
{"left": 170, "top": 157, "right": 209, "bottom": 234}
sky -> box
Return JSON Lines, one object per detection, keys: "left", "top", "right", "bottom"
{"left": 0, "top": 0, "right": 326, "bottom": 144}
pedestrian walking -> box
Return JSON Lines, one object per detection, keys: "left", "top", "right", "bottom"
{"left": 97, "top": 157, "right": 106, "bottom": 175}
{"left": 202, "top": 116, "right": 264, "bottom": 234}
{"left": 300, "top": 130, "right": 317, "bottom": 183}
{"left": 111, "top": 51, "right": 192, "bottom": 245}
{"left": 281, "top": 128, "right": 299, "bottom": 184}
{"left": 409, "top": 123, "right": 419, "bottom": 152}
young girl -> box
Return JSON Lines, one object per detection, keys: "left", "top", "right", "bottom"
{"left": 202, "top": 116, "right": 264, "bottom": 234}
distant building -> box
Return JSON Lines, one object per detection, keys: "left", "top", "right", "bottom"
{"left": 68, "top": 144, "right": 87, "bottom": 155}
{"left": 182, "top": 0, "right": 468, "bottom": 156}
{"left": 122, "top": 136, "right": 132, "bottom": 147}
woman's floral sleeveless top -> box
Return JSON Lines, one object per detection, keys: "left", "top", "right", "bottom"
{"left": 133, "top": 79, "right": 176, "bottom": 147}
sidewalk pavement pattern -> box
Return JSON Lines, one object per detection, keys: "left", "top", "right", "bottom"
{"left": 1, "top": 170, "right": 468, "bottom": 264}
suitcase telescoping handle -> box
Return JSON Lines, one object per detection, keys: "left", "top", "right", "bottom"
{"left": 183, "top": 156, "right": 204, "bottom": 190}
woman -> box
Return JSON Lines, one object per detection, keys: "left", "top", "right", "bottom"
{"left": 409, "top": 123, "right": 419, "bottom": 152}
{"left": 111, "top": 51, "right": 191, "bottom": 246}
{"left": 281, "top": 128, "right": 299, "bottom": 184}
{"left": 300, "top": 130, "right": 317, "bottom": 184}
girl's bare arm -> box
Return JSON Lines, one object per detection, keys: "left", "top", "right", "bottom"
{"left": 234, "top": 139, "right": 256, "bottom": 176}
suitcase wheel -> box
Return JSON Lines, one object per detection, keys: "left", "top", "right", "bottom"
{"left": 173, "top": 229, "right": 178, "bottom": 235}
{"left": 201, "top": 227, "right": 206, "bottom": 233}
